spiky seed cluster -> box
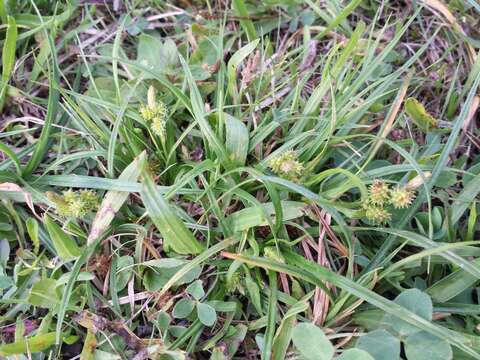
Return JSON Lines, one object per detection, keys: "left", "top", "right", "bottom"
{"left": 369, "top": 179, "right": 390, "bottom": 206}
{"left": 264, "top": 246, "right": 286, "bottom": 263}
{"left": 225, "top": 272, "right": 240, "bottom": 293}
{"left": 140, "top": 86, "right": 168, "bottom": 140}
{"left": 364, "top": 203, "right": 392, "bottom": 224}
{"left": 362, "top": 179, "right": 416, "bottom": 225}
{"left": 390, "top": 186, "right": 415, "bottom": 209}
{"left": 268, "top": 150, "right": 304, "bottom": 182}
{"left": 47, "top": 190, "right": 99, "bottom": 218}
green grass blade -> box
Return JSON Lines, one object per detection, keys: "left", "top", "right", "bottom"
{"left": 0, "top": 15, "right": 17, "bottom": 111}
{"left": 227, "top": 39, "right": 259, "bottom": 102}
{"left": 232, "top": 0, "right": 257, "bottom": 42}
{"left": 140, "top": 168, "right": 204, "bottom": 255}
{"left": 223, "top": 252, "right": 480, "bottom": 358}
{"left": 180, "top": 56, "right": 229, "bottom": 164}
{"left": 23, "top": 31, "right": 59, "bottom": 176}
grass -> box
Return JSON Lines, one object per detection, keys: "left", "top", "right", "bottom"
{"left": 0, "top": 0, "right": 479, "bottom": 359}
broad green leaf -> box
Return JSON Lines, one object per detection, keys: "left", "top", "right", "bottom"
{"left": 245, "top": 275, "right": 263, "bottom": 315}
{"left": 338, "top": 349, "right": 375, "bottom": 360}
{"left": 88, "top": 152, "right": 146, "bottom": 245}
{"left": 142, "top": 259, "right": 201, "bottom": 291}
{"left": 225, "top": 115, "right": 249, "bottom": 165}
{"left": 404, "top": 331, "right": 453, "bottom": 360}
{"left": 0, "top": 332, "right": 57, "bottom": 356}
{"left": 356, "top": 329, "right": 400, "bottom": 360}
{"left": 186, "top": 280, "right": 205, "bottom": 300}
{"left": 292, "top": 323, "right": 334, "bottom": 360}
{"left": 44, "top": 214, "right": 82, "bottom": 261}
{"left": 404, "top": 98, "right": 438, "bottom": 132}
{"left": 197, "top": 302, "right": 217, "bottom": 326}
{"left": 173, "top": 299, "right": 195, "bottom": 319}
{"left": 272, "top": 295, "right": 310, "bottom": 360}
{"left": 56, "top": 272, "right": 94, "bottom": 287}
{"left": 115, "top": 255, "right": 134, "bottom": 291}
{"left": 227, "top": 39, "right": 259, "bottom": 101}
{"left": 26, "top": 217, "right": 40, "bottom": 254}
{"left": 28, "top": 279, "right": 59, "bottom": 308}
{"left": 226, "top": 201, "right": 305, "bottom": 232}
{"left": 0, "top": 2, "right": 6, "bottom": 23}
{"left": 136, "top": 34, "right": 178, "bottom": 76}
{"left": 141, "top": 169, "right": 203, "bottom": 254}
{"left": 383, "top": 289, "right": 433, "bottom": 337}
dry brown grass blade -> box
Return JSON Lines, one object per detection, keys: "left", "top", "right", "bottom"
{"left": 312, "top": 208, "right": 331, "bottom": 326}
{"left": 0, "top": 182, "right": 39, "bottom": 219}
{"left": 417, "top": 0, "right": 477, "bottom": 65}
{"left": 366, "top": 72, "right": 412, "bottom": 163}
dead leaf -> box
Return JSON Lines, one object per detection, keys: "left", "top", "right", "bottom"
{"left": 0, "top": 183, "right": 39, "bottom": 219}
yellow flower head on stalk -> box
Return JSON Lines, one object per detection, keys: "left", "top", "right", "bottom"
{"left": 363, "top": 203, "right": 392, "bottom": 224}
{"left": 140, "top": 86, "right": 168, "bottom": 139}
{"left": 390, "top": 185, "right": 415, "bottom": 209}
{"left": 268, "top": 150, "right": 304, "bottom": 181}
{"left": 47, "top": 189, "right": 99, "bottom": 218}
{"left": 368, "top": 179, "right": 390, "bottom": 206}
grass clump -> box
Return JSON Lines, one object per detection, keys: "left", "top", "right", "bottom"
{"left": 0, "top": 1, "right": 479, "bottom": 359}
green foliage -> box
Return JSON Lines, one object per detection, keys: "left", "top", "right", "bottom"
{"left": 292, "top": 323, "right": 334, "bottom": 360}
{"left": 356, "top": 330, "right": 400, "bottom": 360}
{"left": 0, "top": 0, "right": 479, "bottom": 358}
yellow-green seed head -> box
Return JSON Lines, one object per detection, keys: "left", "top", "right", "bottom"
{"left": 369, "top": 179, "right": 390, "bottom": 206}
{"left": 225, "top": 272, "right": 240, "bottom": 293}
{"left": 79, "top": 190, "right": 99, "bottom": 209}
{"left": 151, "top": 116, "right": 166, "bottom": 137}
{"left": 264, "top": 246, "right": 286, "bottom": 263}
{"left": 62, "top": 189, "right": 76, "bottom": 204}
{"left": 390, "top": 186, "right": 415, "bottom": 209}
{"left": 139, "top": 87, "right": 168, "bottom": 139}
{"left": 140, "top": 105, "right": 156, "bottom": 121}
{"left": 48, "top": 189, "right": 99, "bottom": 218}
{"left": 268, "top": 150, "right": 304, "bottom": 181}
{"left": 68, "top": 197, "right": 88, "bottom": 218}
{"left": 364, "top": 204, "right": 392, "bottom": 224}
